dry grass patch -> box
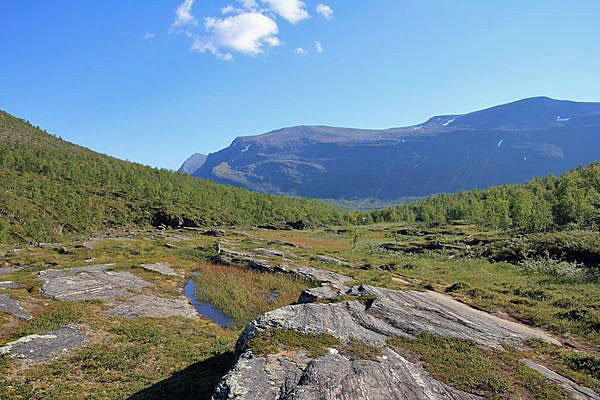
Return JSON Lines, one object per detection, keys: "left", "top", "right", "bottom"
{"left": 254, "top": 229, "right": 347, "bottom": 251}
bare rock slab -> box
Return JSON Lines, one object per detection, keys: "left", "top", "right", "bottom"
{"left": 356, "top": 285, "right": 561, "bottom": 348}
{"left": 242, "top": 287, "right": 558, "bottom": 350}
{"left": 39, "top": 264, "right": 152, "bottom": 301}
{"left": 107, "top": 294, "right": 198, "bottom": 319}
{"left": 140, "top": 262, "right": 179, "bottom": 276}
{"left": 0, "top": 325, "right": 87, "bottom": 364}
{"left": 0, "top": 293, "right": 31, "bottom": 320}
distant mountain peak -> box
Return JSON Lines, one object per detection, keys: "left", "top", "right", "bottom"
{"left": 178, "top": 153, "right": 207, "bottom": 174}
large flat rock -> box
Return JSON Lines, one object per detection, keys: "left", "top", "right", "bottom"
{"left": 107, "top": 294, "right": 197, "bottom": 319}
{"left": 0, "top": 325, "right": 87, "bottom": 363}
{"left": 38, "top": 264, "right": 202, "bottom": 320}
{"left": 39, "top": 264, "right": 152, "bottom": 301}
{"left": 140, "top": 262, "right": 179, "bottom": 276}
{"left": 356, "top": 285, "right": 561, "bottom": 348}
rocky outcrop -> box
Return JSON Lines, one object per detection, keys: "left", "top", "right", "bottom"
{"left": 213, "top": 347, "right": 483, "bottom": 400}
{"left": 237, "top": 287, "right": 559, "bottom": 352}
{"left": 0, "top": 266, "right": 21, "bottom": 276}
{"left": 151, "top": 211, "right": 203, "bottom": 229}
{"left": 0, "top": 281, "right": 21, "bottom": 290}
{"left": 212, "top": 283, "right": 585, "bottom": 399}
{"left": 285, "top": 220, "right": 313, "bottom": 230}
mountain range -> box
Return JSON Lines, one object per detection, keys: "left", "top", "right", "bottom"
{"left": 181, "top": 97, "right": 600, "bottom": 201}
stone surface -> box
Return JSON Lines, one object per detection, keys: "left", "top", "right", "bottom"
{"left": 107, "top": 294, "right": 198, "bottom": 319}
{"left": 267, "top": 240, "right": 301, "bottom": 248}
{"left": 39, "top": 264, "right": 152, "bottom": 301}
{"left": 140, "top": 262, "right": 179, "bottom": 276}
{"left": 213, "top": 344, "right": 483, "bottom": 400}
{"left": 351, "top": 285, "right": 562, "bottom": 348}
{"left": 0, "top": 293, "right": 31, "bottom": 320}
{"left": 165, "top": 235, "right": 192, "bottom": 241}
{"left": 0, "top": 325, "right": 87, "bottom": 363}
{"left": 522, "top": 359, "right": 600, "bottom": 400}
{"left": 297, "top": 284, "right": 351, "bottom": 304}
{"left": 0, "top": 281, "right": 21, "bottom": 290}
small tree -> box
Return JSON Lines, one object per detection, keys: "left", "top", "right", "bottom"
{"left": 350, "top": 228, "right": 365, "bottom": 251}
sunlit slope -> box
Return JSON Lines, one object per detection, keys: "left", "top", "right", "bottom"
{"left": 0, "top": 111, "right": 347, "bottom": 243}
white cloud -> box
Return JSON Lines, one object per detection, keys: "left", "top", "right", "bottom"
{"left": 294, "top": 47, "right": 308, "bottom": 55}
{"left": 316, "top": 4, "right": 333, "bottom": 20}
{"left": 238, "top": 0, "right": 258, "bottom": 8}
{"left": 261, "top": 0, "right": 309, "bottom": 24}
{"left": 144, "top": 32, "right": 156, "bottom": 40}
{"left": 315, "top": 40, "right": 323, "bottom": 53}
{"left": 221, "top": 5, "right": 236, "bottom": 14}
{"left": 172, "top": 0, "right": 198, "bottom": 28}
{"left": 192, "top": 12, "right": 280, "bottom": 60}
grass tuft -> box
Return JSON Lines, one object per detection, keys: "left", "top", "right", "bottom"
{"left": 248, "top": 329, "right": 341, "bottom": 358}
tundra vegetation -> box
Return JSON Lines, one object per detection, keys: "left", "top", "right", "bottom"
{"left": 1, "top": 222, "right": 600, "bottom": 399}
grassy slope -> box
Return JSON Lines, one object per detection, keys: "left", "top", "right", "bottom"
{"left": 0, "top": 111, "right": 347, "bottom": 244}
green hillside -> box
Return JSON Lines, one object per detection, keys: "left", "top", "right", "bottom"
{"left": 365, "top": 162, "right": 600, "bottom": 232}
{"left": 0, "top": 111, "right": 347, "bottom": 243}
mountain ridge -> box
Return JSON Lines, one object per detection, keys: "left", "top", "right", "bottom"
{"left": 188, "top": 97, "right": 600, "bottom": 200}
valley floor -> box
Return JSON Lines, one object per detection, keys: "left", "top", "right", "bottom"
{"left": 1, "top": 223, "right": 599, "bottom": 399}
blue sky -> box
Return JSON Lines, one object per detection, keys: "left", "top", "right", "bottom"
{"left": 1, "top": 1, "right": 599, "bottom": 169}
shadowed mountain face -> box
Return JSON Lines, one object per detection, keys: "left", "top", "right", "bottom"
{"left": 189, "top": 97, "right": 600, "bottom": 200}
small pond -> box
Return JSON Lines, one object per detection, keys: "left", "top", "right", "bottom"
{"left": 183, "top": 272, "right": 233, "bottom": 328}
